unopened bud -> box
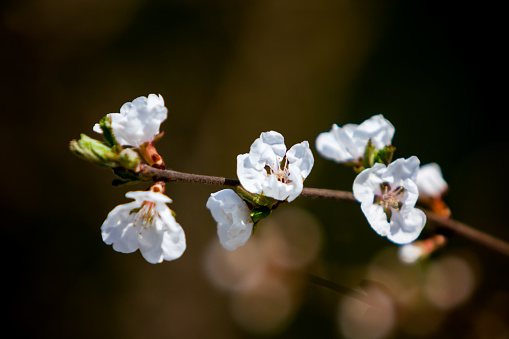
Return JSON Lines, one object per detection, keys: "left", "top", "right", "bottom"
{"left": 119, "top": 148, "right": 142, "bottom": 172}
{"left": 398, "top": 234, "right": 447, "bottom": 264}
{"left": 69, "top": 134, "right": 119, "bottom": 167}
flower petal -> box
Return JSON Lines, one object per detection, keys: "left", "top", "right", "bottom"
{"left": 286, "top": 141, "right": 314, "bottom": 179}
{"left": 101, "top": 201, "right": 140, "bottom": 253}
{"left": 315, "top": 125, "right": 355, "bottom": 163}
{"left": 388, "top": 208, "right": 426, "bottom": 244}
{"left": 161, "top": 219, "right": 186, "bottom": 261}
{"left": 353, "top": 163, "right": 386, "bottom": 204}
{"left": 360, "top": 202, "right": 390, "bottom": 237}
{"left": 383, "top": 156, "right": 420, "bottom": 183}
{"left": 248, "top": 131, "right": 286, "bottom": 171}
{"left": 206, "top": 189, "right": 254, "bottom": 251}
{"left": 237, "top": 153, "right": 266, "bottom": 195}
{"left": 355, "top": 114, "right": 395, "bottom": 149}
{"left": 138, "top": 226, "right": 165, "bottom": 264}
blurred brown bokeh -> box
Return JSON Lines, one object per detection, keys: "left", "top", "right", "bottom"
{"left": 2, "top": 0, "right": 508, "bottom": 338}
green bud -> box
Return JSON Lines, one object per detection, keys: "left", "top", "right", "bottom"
{"left": 236, "top": 186, "right": 279, "bottom": 209}
{"left": 118, "top": 148, "right": 142, "bottom": 172}
{"left": 69, "top": 134, "right": 119, "bottom": 167}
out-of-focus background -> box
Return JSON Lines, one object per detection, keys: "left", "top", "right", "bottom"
{"left": 3, "top": 0, "right": 508, "bottom": 338}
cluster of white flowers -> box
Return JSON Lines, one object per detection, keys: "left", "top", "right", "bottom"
{"left": 92, "top": 94, "right": 186, "bottom": 264}
{"left": 81, "top": 94, "right": 449, "bottom": 263}
{"left": 316, "top": 115, "right": 448, "bottom": 245}
{"left": 207, "top": 131, "right": 314, "bottom": 251}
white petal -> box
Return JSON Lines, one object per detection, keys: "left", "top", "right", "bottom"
{"left": 125, "top": 190, "right": 172, "bottom": 204}
{"left": 248, "top": 131, "right": 286, "bottom": 171}
{"left": 353, "top": 163, "right": 387, "bottom": 204}
{"left": 315, "top": 125, "right": 355, "bottom": 163}
{"left": 262, "top": 175, "right": 295, "bottom": 201}
{"left": 360, "top": 202, "right": 390, "bottom": 237}
{"left": 161, "top": 219, "right": 186, "bottom": 261}
{"left": 286, "top": 141, "right": 314, "bottom": 179}
{"left": 93, "top": 123, "right": 103, "bottom": 134}
{"left": 138, "top": 226, "right": 165, "bottom": 264}
{"left": 285, "top": 169, "right": 304, "bottom": 202}
{"left": 387, "top": 208, "right": 426, "bottom": 244}
{"left": 206, "top": 189, "right": 254, "bottom": 251}
{"left": 237, "top": 153, "right": 266, "bottom": 195}
{"left": 384, "top": 156, "right": 420, "bottom": 183}
{"left": 101, "top": 201, "right": 140, "bottom": 253}
{"left": 355, "top": 114, "right": 395, "bottom": 149}
{"left": 416, "top": 163, "right": 448, "bottom": 197}
{"left": 400, "top": 178, "right": 419, "bottom": 210}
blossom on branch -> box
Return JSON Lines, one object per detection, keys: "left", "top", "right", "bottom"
{"left": 206, "top": 189, "right": 254, "bottom": 251}
{"left": 237, "top": 131, "right": 314, "bottom": 202}
{"left": 316, "top": 114, "right": 395, "bottom": 164}
{"left": 101, "top": 190, "right": 186, "bottom": 263}
{"left": 353, "top": 156, "right": 426, "bottom": 244}
{"left": 94, "top": 94, "right": 167, "bottom": 148}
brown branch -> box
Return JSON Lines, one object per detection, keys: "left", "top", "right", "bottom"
{"left": 139, "top": 165, "right": 509, "bottom": 257}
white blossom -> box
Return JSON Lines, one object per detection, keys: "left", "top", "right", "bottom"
{"left": 353, "top": 156, "right": 426, "bottom": 244}
{"left": 316, "top": 114, "right": 395, "bottom": 163}
{"left": 237, "top": 131, "right": 314, "bottom": 202}
{"left": 101, "top": 190, "right": 185, "bottom": 263}
{"left": 94, "top": 94, "right": 167, "bottom": 148}
{"left": 416, "top": 163, "right": 448, "bottom": 198}
{"left": 206, "top": 189, "right": 254, "bottom": 251}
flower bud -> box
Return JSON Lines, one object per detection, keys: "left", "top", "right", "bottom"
{"left": 118, "top": 148, "right": 142, "bottom": 172}
{"left": 69, "top": 134, "right": 119, "bottom": 167}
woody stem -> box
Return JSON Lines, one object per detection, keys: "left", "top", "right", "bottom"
{"left": 139, "top": 165, "right": 509, "bottom": 257}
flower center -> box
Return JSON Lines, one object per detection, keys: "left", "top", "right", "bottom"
{"left": 131, "top": 201, "right": 158, "bottom": 234}
{"left": 374, "top": 182, "right": 405, "bottom": 222}
{"left": 265, "top": 156, "right": 292, "bottom": 184}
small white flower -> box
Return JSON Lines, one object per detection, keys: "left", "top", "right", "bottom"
{"left": 94, "top": 94, "right": 167, "bottom": 148}
{"left": 316, "top": 114, "right": 395, "bottom": 163}
{"left": 398, "top": 243, "right": 424, "bottom": 264}
{"left": 353, "top": 156, "right": 426, "bottom": 244}
{"left": 416, "top": 163, "right": 448, "bottom": 198}
{"left": 206, "top": 189, "right": 254, "bottom": 251}
{"left": 237, "top": 131, "right": 314, "bottom": 202}
{"left": 101, "top": 190, "right": 186, "bottom": 263}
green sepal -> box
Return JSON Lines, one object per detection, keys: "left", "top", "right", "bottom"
{"left": 113, "top": 166, "right": 146, "bottom": 181}
{"left": 250, "top": 206, "right": 272, "bottom": 224}
{"left": 69, "top": 134, "right": 119, "bottom": 167}
{"left": 99, "top": 115, "right": 119, "bottom": 149}
{"left": 362, "top": 139, "right": 376, "bottom": 169}
{"left": 235, "top": 186, "right": 279, "bottom": 209}
{"left": 374, "top": 145, "right": 396, "bottom": 166}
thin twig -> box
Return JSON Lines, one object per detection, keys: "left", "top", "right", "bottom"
{"left": 306, "top": 274, "right": 373, "bottom": 306}
{"left": 139, "top": 165, "right": 509, "bottom": 257}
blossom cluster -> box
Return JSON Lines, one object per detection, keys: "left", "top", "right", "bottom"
{"left": 317, "top": 115, "right": 448, "bottom": 248}
{"left": 71, "top": 94, "right": 449, "bottom": 264}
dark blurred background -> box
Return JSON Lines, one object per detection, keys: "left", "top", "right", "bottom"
{"left": 2, "top": 0, "right": 508, "bottom": 338}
